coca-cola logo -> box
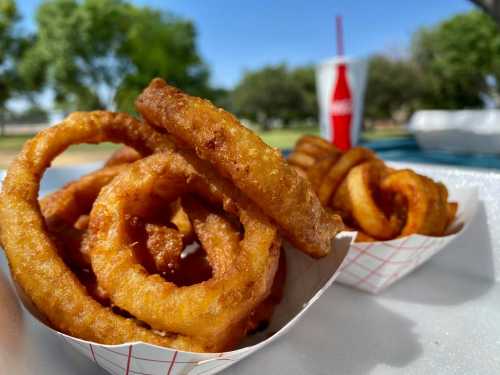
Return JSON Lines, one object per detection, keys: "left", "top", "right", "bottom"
{"left": 330, "top": 99, "right": 352, "bottom": 115}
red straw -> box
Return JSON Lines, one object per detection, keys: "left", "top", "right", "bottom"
{"left": 336, "top": 15, "right": 344, "bottom": 56}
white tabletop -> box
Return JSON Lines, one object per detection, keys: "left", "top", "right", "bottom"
{"left": 1, "top": 162, "right": 499, "bottom": 374}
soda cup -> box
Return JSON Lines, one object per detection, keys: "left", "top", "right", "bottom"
{"left": 316, "top": 57, "right": 368, "bottom": 150}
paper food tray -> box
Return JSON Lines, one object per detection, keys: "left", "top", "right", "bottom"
{"left": 336, "top": 187, "right": 478, "bottom": 294}
{"left": 5, "top": 230, "right": 352, "bottom": 375}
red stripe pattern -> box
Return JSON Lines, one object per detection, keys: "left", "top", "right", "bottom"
{"left": 60, "top": 338, "right": 238, "bottom": 375}
{"left": 51, "top": 239, "right": 354, "bottom": 375}
{"left": 166, "top": 351, "right": 177, "bottom": 375}
{"left": 337, "top": 234, "right": 452, "bottom": 293}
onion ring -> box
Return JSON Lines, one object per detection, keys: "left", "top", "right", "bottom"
{"left": 169, "top": 198, "right": 194, "bottom": 241}
{"left": 88, "top": 151, "right": 281, "bottom": 350}
{"left": 40, "top": 165, "right": 128, "bottom": 269}
{"left": 144, "top": 224, "right": 184, "bottom": 273}
{"left": 245, "top": 247, "right": 286, "bottom": 333}
{"left": 136, "top": 78, "right": 342, "bottom": 258}
{"left": 40, "top": 164, "right": 190, "bottom": 274}
{"left": 41, "top": 165, "right": 127, "bottom": 228}
{"left": 44, "top": 174, "right": 287, "bottom": 333}
{"left": 164, "top": 245, "right": 287, "bottom": 344}
{"left": 182, "top": 196, "right": 240, "bottom": 278}
{"left": 0, "top": 111, "right": 210, "bottom": 351}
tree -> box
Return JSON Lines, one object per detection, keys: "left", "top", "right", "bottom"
{"left": 412, "top": 10, "right": 500, "bottom": 109}
{"left": 290, "top": 66, "right": 318, "bottom": 121}
{"left": 364, "top": 55, "right": 423, "bottom": 122}
{"left": 6, "top": 105, "right": 48, "bottom": 124}
{"left": 20, "top": 0, "right": 213, "bottom": 114}
{"left": 114, "top": 3, "right": 212, "bottom": 113}
{"left": 19, "top": 0, "right": 117, "bottom": 112}
{"left": 231, "top": 64, "right": 317, "bottom": 130}
{"left": 0, "top": 0, "right": 32, "bottom": 135}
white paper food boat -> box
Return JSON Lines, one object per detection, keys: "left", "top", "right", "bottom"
{"left": 336, "top": 187, "right": 478, "bottom": 294}
{"left": 7, "top": 234, "right": 353, "bottom": 375}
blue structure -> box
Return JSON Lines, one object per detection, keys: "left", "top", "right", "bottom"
{"left": 284, "top": 137, "right": 500, "bottom": 170}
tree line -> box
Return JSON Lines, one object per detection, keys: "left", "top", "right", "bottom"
{"left": 0, "top": 0, "right": 214, "bottom": 119}
{"left": 229, "top": 10, "right": 500, "bottom": 129}
{"left": 365, "top": 10, "right": 500, "bottom": 126}
{"left": 0, "top": 1, "right": 498, "bottom": 130}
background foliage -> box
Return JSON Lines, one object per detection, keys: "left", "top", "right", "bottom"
{"left": 19, "top": 0, "right": 213, "bottom": 114}
{"left": 0, "top": 1, "right": 498, "bottom": 130}
{"left": 230, "top": 65, "right": 317, "bottom": 129}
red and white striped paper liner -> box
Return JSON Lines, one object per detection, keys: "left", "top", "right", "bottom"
{"left": 336, "top": 187, "right": 478, "bottom": 294}
{"left": 18, "top": 234, "right": 354, "bottom": 375}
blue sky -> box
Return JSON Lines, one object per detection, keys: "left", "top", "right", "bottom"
{"left": 18, "top": 0, "right": 474, "bottom": 88}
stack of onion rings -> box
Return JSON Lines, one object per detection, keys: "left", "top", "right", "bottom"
{"left": 0, "top": 82, "right": 339, "bottom": 353}
{"left": 289, "top": 135, "right": 458, "bottom": 242}
{"left": 136, "top": 79, "right": 342, "bottom": 258}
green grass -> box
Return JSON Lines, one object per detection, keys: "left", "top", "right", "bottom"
{"left": 0, "top": 129, "right": 318, "bottom": 154}
{"left": 361, "top": 127, "right": 411, "bottom": 141}
{"left": 0, "top": 126, "right": 409, "bottom": 156}
{"left": 256, "top": 126, "right": 410, "bottom": 149}
{"left": 0, "top": 135, "right": 32, "bottom": 150}
{"left": 0, "top": 130, "right": 312, "bottom": 155}
{"left": 0, "top": 134, "right": 120, "bottom": 152}
{"left": 257, "top": 127, "right": 319, "bottom": 149}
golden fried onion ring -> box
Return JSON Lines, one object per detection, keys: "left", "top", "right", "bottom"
{"left": 40, "top": 162, "right": 285, "bottom": 349}
{"left": 41, "top": 165, "right": 127, "bottom": 227}
{"left": 136, "top": 78, "right": 342, "bottom": 258}
{"left": 245, "top": 247, "right": 286, "bottom": 333}
{"left": 0, "top": 111, "right": 211, "bottom": 351}
{"left": 40, "top": 165, "right": 128, "bottom": 269}
{"left": 88, "top": 151, "right": 281, "bottom": 350}
{"left": 169, "top": 198, "right": 194, "bottom": 240}
{"left": 144, "top": 224, "right": 184, "bottom": 273}
{"left": 182, "top": 196, "right": 240, "bottom": 278}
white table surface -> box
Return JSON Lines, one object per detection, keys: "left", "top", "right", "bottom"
{"left": 1, "top": 162, "right": 499, "bottom": 374}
